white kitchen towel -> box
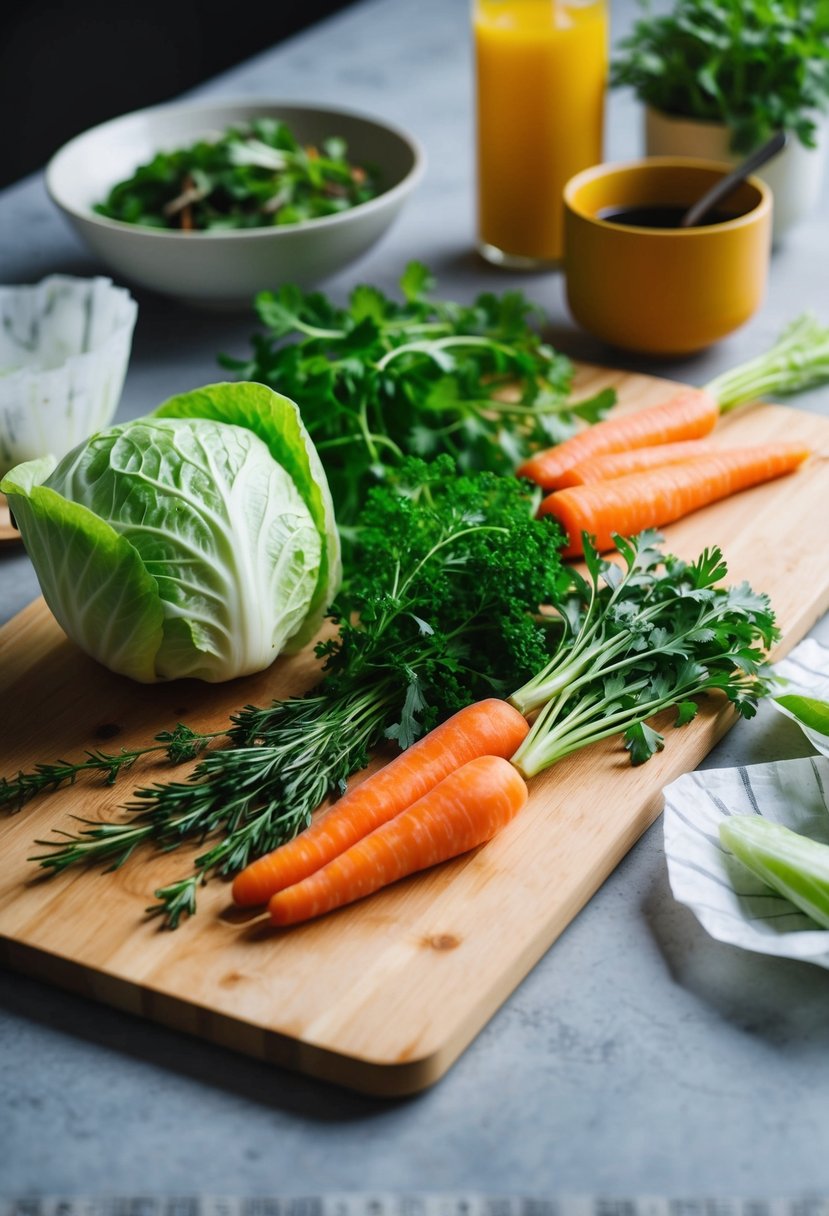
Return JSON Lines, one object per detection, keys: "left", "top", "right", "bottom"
{"left": 662, "top": 635, "right": 829, "bottom": 966}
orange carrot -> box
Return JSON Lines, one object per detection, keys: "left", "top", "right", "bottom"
{"left": 539, "top": 443, "right": 811, "bottom": 557}
{"left": 517, "top": 388, "right": 719, "bottom": 491}
{"left": 559, "top": 440, "right": 719, "bottom": 486}
{"left": 268, "top": 755, "right": 528, "bottom": 926}
{"left": 231, "top": 698, "right": 530, "bottom": 906}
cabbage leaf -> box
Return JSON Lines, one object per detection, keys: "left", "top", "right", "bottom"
{"left": 2, "top": 457, "right": 166, "bottom": 682}
{"left": 2, "top": 383, "right": 338, "bottom": 683}
{"left": 154, "top": 382, "right": 341, "bottom": 649}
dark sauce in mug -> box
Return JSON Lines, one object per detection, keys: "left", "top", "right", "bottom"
{"left": 597, "top": 204, "right": 740, "bottom": 228}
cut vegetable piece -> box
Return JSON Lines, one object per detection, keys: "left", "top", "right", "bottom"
{"left": 559, "top": 439, "right": 718, "bottom": 486}
{"left": 516, "top": 388, "right": 719, "bottom": 491}
{"left": 231, "top": 697, "right": 530, "bottom": 906}
{"left": 538, "top": 443, "right": 811, "bottom": 557}
{"left": 268, "top": 755, "right": 529, "bottom": 925}
{"left": 774, "top": 694, "right": 829, "bottom": 738}
{"left": 720, "top": 815, "right": 829, "bottom": 929}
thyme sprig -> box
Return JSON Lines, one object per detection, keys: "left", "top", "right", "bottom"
{"left": 0, "top": 725, "right": 216, "bottom": 814}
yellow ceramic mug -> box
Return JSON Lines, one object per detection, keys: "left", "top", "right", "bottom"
{"left": 563, "top": 157, "right": 772, "bottom": 355}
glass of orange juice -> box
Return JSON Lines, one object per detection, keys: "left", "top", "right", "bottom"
{"left": 474, "top": 0, "right": 608, "bottom": 268}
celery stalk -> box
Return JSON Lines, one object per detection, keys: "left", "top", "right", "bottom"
{"left": 720, "top": 815, "right": 829, "bottom": 928}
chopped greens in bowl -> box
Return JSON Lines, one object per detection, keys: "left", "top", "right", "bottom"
{"left": 94, "top": 118, "right": 381, "bottom": 232}
{"left": 46, "top": 101, "right": 423, "bottom": 304}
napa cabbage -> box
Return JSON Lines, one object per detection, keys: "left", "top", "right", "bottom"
{"left": 1, "top": 382, "right": 340, "bottom": 682}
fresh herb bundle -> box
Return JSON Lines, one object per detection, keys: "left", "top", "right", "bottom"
{"left": 94, "top": 118, "right": 379, "bottom": 231}
{"left": 20, "top": 459, "right": 567, "bottom": 926}
{"left": 220, "top": 263, "right": 615, "bottom": 530}
{"left": 510, "top": 532, "right": 778, "bottom": 776}
{"left": 611, "top": 0, "right": 829, "bottom": 152}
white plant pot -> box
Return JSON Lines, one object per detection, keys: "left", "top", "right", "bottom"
{"left": 645, "top": 106, "right": 827, "bottom": 242}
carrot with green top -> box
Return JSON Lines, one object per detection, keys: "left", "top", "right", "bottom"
{"left": 518, "top": 388, "right": 719, "bottom": 491}
{"left": 231, "top": 698, "right": 530, "bottom": 906}
{"left": 559, "top": 439, "right": 718, "bottom": 486}
{"left": 539, "top": 443, "right": 811, "bottom": 557}
{"left": 518, "top": 315, "right": 829, "bottom": 492}
{"left": 268, "top": 755, "right": 528, "bottom": 926}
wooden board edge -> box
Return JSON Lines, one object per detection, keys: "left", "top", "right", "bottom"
{"left": 0, "top": 701, "right": 737, "bottom": 1097}
{"left": 0, "top": 935, "right": 451, "bottom": 1097}
{"left": 3, "top": 552, "right": 829, "bottom": 1096}
{"left": 381, "top": 698, "right": 744, "bottom": 1084}
{"left": 4, "top": 393, "right": 829, "bottom": 1093}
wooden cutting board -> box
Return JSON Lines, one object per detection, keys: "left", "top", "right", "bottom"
{"left": 2, "top": 364, "right": 829, "bottom": 1096}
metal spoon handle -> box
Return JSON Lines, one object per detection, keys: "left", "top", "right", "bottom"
{"left": 679, "top": 129, "right": 787, "bottom": 229}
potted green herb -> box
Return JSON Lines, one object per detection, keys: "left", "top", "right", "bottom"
{"left": 611, "top": 0, "right": 829, "bottom": 239}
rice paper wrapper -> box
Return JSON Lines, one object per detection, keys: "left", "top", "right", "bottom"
{"left": 0, "top": 275, "right": 137, "bottom": 476}
{"left": 662, "top": 637, "right": 829, "bottom": 967}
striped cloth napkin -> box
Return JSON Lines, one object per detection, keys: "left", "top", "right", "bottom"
{"left": 662, "top": 637, "right": 829, "bottom": 966}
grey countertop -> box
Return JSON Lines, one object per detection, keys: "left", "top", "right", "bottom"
{"left": 2, "top": 0, "right": 829, "bottom": 1196}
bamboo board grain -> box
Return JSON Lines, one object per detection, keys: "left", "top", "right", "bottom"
{"left": 2, "top": 364, "right": 829, "bottom": 1096}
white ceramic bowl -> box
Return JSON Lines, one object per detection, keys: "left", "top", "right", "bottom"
{"left": 46, "top": 99, "right": 425, "bottom": 308}
{"left": 0, "top": 275, "right": 137, "bottom": 477}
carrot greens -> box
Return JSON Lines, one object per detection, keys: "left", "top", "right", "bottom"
{"left": 705, "top": 314, "right": 829, "bottom": 410}
{"left": 510, "top": 531, "right": 779, "bottom": 777}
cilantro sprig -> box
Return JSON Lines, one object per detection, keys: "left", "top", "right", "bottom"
{"left": 94, "top": 118, "right": 379, "bottom": 231}
{"left": 221, "top": 263, "right": 615, "bottom": 530}
{"left": 611, "top": 0, "right": 829, "bottom": 152}
{"left": 510, "top": 531, "right": 779, "bottom": 776}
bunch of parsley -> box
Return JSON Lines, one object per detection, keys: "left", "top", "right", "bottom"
{"left": 221, "top": 262, "right": 614, "bottom": 531}
{"left": 611, "top": 0, "right": 829, "bottom": 152}
{"left": 24, "top": 459, "right": 567, "bottom": 926}
{"left": 95, "top": 118, "right": 378, "bottom": 231}
{"left": 510, "top": 532, "right": 779, "bottom": 776}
